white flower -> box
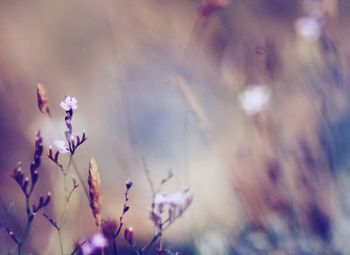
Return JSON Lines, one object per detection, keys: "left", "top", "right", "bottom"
{"left": 60, "top": 96, "right": 78, "bottom": 111}
{"left": 239, "top": 85, "right": 271, "bottom": 115}
{"left": 295, "top": 16, "right": 323, "bottom": 41}
{"left": 164, "top": 191, "right": 189, "bottom": 206}
{"left": 153, "top": 193, "right": 167, "bottom": 205}
{"left": 54, "top": 140, "right": 69, "bottom": 154}
{"left": 154, "top": 189, "right": 192, "bottom": 207}
{"left": 80, "top": 233, "right": 108, "bottom": 255}
{"left": 91, "top": 233, "right": 108, "bottom": 248}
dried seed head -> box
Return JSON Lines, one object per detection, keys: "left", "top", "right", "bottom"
{"left": 88, "top": 158, "right": 102, "bottom": 227}
{"left": 36, "top": 83, "right": 50, "bottom": 115}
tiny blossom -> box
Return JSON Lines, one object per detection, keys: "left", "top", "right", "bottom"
{"left": 295, "top": 16, "right": 323, "bottom": 41}
{"left": 238, "top": 85, "right": 271, "bottom": 116}
{"left": 53, "top": 140, "right": 69, "bottom": 154}
{"left": 60, "top": 96, "right": 78, "bottom": 111}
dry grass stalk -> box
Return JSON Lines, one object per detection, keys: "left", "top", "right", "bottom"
{"left": 88, "top": 158, "right": 103, "bottom": 227}
{"left": 173, "top": 76, "right": 211, "bottom": 139}
{"left": 36, "top": 83, "right": 50, "bottom": 115}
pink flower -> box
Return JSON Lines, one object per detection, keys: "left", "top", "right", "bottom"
{"left": 53, "top": 140, "right": 69, "bottom": 154}
{"left": 60, "top": 96, "right": 78, "bottom": 111}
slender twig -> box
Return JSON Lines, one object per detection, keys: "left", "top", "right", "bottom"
{"left": 43, "top": 155, "right": 79, "bottom": 255}
{"left": 111, "top": 180, "right": 133, "bottom": 255}
{"left": 71, "top": 159, "right": 89, "bottom": 200}
{"left": 141, "top": 157, "right": 155, "bottom": 195}
{"left": 69, "top": 240, "right": 86, "bottom": 255}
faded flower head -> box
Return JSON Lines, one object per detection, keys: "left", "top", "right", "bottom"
{"left": 295, "top": 16, "right": 323, "bottom": 41}
{"left": 53, "top": 140, "right": 69, "bottom": 154}
{"left": 101, "top": 218, "right": 118, "bottom": 239}
{"left": 239, "top": 85, "right": 271, "bottom": 115}
{"left": 60, "top": 96, "right": 78, "bottom": 111}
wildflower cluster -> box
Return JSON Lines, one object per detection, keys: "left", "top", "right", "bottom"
{"left": 48, "top": 95, "right": 87, "bottom": 170}
{"left": 5, "top": 85, "right": 192, "bottom": 255}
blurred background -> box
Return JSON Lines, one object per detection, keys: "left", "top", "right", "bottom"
{"left": 1, "top": 0, "right": 350, "bottom": 254}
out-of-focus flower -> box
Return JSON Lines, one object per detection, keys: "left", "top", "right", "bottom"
{"left": 295, "top": 16, "right": 323, "bottom": 41}
{"left": 53, "top": 140, "right": 69, "bottom": 154}
{"left": 151, "top": 189, "right": 192, "bottom": 226}
{"left": 153, "top": 193, "right": 167, "bottom": 205}
{"left": 101, "top": 218, "right": 118, "bottom": 239}
{"left": 91, "top": 233, "right": 108, "bottom": 248}
{"left": 80, "top": 233, "right": 108, "bottom": 255}
{"left": 154, "top": 190, "right": 191, "bottom": 207}
{"left": 238, "top": 85, "right": 271, "bottom": 116}
{"left": 60, "top": 96, "right": 78, "bottom": 111}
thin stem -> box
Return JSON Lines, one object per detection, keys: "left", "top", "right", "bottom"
{"left": 113, "top": 238, "right": 118, "bottom": 255}
{"left": 18, "top": 217, "right": 33, "bottom": 255}
{"left": 140, "top": 215, "right": 182, "bottom": 254}
{"left": 141, "top": 157, "right": 155, "bottom": 195}
{"left": 63, "top": 173, "right": 68, "bottom": 201}
{"left": 69, "top": 240, "right": 86, "bottom": 255}
{"left": 158, "top": 228, "right": 163, "bottom": 255}
{"left": 141, "top": 231, "right": 161, "bottom": 254}
{"left": 16, "top": 193, "right": 34, "bottom": 254}
{"left": 58, "top": 230, "right": 64, "bottom": 255}
{"left": 60, "top": 185, "right": 76, "bottom": 228}
{"left": 71, "top": 159, "right": 89, "bottom": 200}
